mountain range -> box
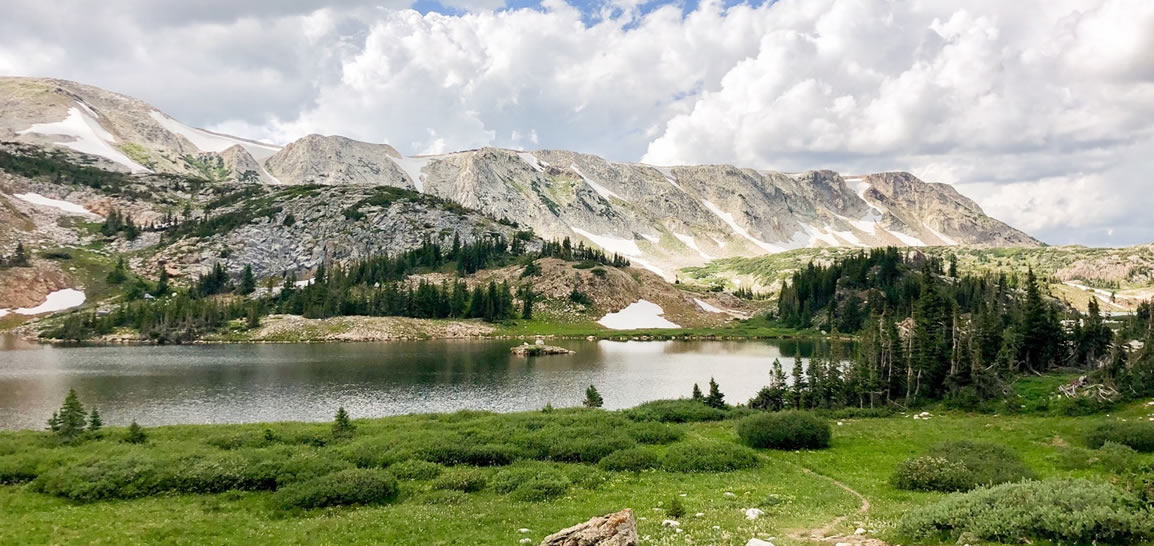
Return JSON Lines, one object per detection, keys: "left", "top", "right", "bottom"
{"left": 0, "top": 76, "right": 1038, "bottom": 284}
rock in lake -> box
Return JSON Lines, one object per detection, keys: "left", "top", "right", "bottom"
{"left": 539, "top": 509, "right": 638, "bottom": 546}
{"left": 511, "top": 343, "right": 575, "bottom": 356}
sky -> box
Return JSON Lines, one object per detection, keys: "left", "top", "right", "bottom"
{"left": 0, "top": 0, "right": 1151, "bottom": 246}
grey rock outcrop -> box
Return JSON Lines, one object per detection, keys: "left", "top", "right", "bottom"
{"left": 539, "top": 509, "right": 638, "bottom": 546}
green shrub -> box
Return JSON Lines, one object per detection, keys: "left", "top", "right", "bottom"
{"left": 274, "top": 469, "right": 399, "bottom": 510}
{"left": 509, "top": 474, "right": 570, "bottom": 501}
{"left": 898, "top": 479, "right": 1154, "bottom": 544}
{"left": 419, "top": 489, "right": 469, "bottom": 505}
{"left": 1089, "top": 422, "right": 1154, "bottom": 452}
{"left": 419, "top": 442, "right": 523, "bottom": 466}
{"left": 628, "top": 422, "right": 684, "bottom": 444}
{"left": 162, "top": 453, "right": 268, "bottom": 494}
{"left": 33, "top": 456, "right": 163, "bottom": 501}
{"left": 890, "top": 456, "right": 973, "bottom": 492}
{"left": 340, "top": 440, "right": 411, "bottom": 468}
{"left": 566, "top": 466, "right": 609, "bottom": 490}
{"left": 389, "top": 460, "right": 445, "bottom": 481}
{"left": 599, "top": 447, "right": 661, "bottom": 472}
{"left": 1099, "top": 441, "right": 1141, "bottom": 472}
{"left": 432, "top": 468, "right": 488, "bottom": 492}
{"left": 662, "top": 442, "right": 759, "bottom": 473}
{"left": 893, "top": 441, "right": 1036, "bottom": 492}
{"left": 1051, "top": 445, "right": 1094, "bottom": 470}
{"left": 252, "top": 449, "right": 352, "bottom": 488}
{"left": 626, "top": 399, "right": 728, "bottom": 423}
{"left": 0, "top": 454, "right": 40, "bottom": 485}
{"left": 667, "top": 495, "right": 686, "bottom": 519}
{"left": 737, "top": 412, "right": 831, "bottom": 450}
{"left": 545, "top": 435, "right": 634, "bottom": 464}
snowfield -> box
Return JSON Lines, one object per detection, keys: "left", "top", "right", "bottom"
{"left": 19, "top": 106, "right": 149, "bottom": 172}
{"left": 148, "top": 111, "right": 281, "bottom": 161}
{"left": 6, "top": 289, "right": 86, "bottom": 316}
{"left": 389, "top": 156, "right": 435, "bottom": 193}
{"left": 597, "top": 300, "right": 680, "bottom": 330}
{"left": 13, "top": 193, "right": 100, "bottom": 217}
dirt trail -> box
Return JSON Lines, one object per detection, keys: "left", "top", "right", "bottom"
{"left": 784, "top": 464, "right": 885, "bottom": 545}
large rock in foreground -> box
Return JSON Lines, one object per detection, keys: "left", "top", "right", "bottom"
{"left": 540, "top": 509, "right": 638, "bottom": 546}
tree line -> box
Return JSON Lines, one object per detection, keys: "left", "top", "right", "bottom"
{"left": 763, "top": 248, "right": 1150, "bottom": 408}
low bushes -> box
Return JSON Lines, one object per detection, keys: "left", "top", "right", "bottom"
{"left": 32, "top": 456, "right": 164, "bottom": 502}
{"left": 737, "top": 412, "right": 831, "bottom": 450}
{"left": 0, "top": 454, "right": 40, "bottom": 485}
{"left": 892, "top": 441, "right": 1036, "bottom": 492}
{"left": 388, "top": 460, "right": 444, "bottom": 480}
{"left": 625, "top": 400, "right": 728, "bottom": 423}
{"left": 490, "top": 462, "right": 573, "bottom": 501}
{"left": 628, "top": 422, "right": 684, "bottom": 444}
{"left": 599, "top": 447, "right": 661, "bottom": 472}
{"left": 898, "top": 479, "right": 1154, "bottom": 544}
{"left": 273, "top": 469, "right": 399, "bottom": 510}
{"left": 891, "top": 457, "right": 972, "bottom": 492}
{"left": 1089, "top": 422, "right": 1154, "bottom": 452}
{"left": 662, "top": 442, "right": 759, "bottom": 473}
{"left": 432, "top": 468, "right": 488, "bottom": 492}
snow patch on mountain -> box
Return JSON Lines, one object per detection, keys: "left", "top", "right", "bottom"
{"left": 390, "top": 156, "right": 435, "bottom": 193}
{"left": 701, "top": 200, "right": 783, "bottom": 253}
{"left": 13, "top": 193, "right": 100, "bottom": 217}
{"left": 890, "top": 230, "right": 927, "bottom": 247}
{"left": 148, "top": 111, "right": 281, "bottom": 160}
{"left": 597, "top": 299, "right": 680, "bottom": 330}
{"left": 518, "top": 152, "right": 544, "bottom": 172}
{"left": 673, "top": 232, "right": 711, "bottom": 260}
{"left": 5, "top": 288, "right": 86, "bottom": 316}
{"left": 571, "top": 164, "right": 624, "bottom": 202}
{"left": 18, "top": 106, "right": 149, "bottom": 172}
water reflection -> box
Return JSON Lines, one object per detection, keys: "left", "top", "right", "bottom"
{"left": 0, "top": 336, "right": 847, "bottom": 430}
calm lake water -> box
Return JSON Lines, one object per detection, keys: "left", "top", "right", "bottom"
{"left": 0, "top": 336, "right": 845, "bottom": 430}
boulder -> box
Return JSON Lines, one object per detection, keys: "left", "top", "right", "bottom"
{"left": 539, "top": 509, "right": 638, "bottom": 546}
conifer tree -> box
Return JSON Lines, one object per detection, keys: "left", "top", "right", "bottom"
{"left": 153, "top": 267, "right": 169, "bottom": 297}
{"left": 107, "top": 257, "right": 128, "bottom": 285}
{"left": 124, "top": 421, "right": 147, "bottom": 444}
{"left": 12, "top": 242, "right": 29, "bottom": 266}
{"left": 332, "top": 407, "right": 355, "bottom": 438}
{"left": 49, "top": 389, "right": 87, "bottom": 442}
{"left": 88, "top": 408, "right": 103, "bottom": 434}
{"left": 584, "top": 385, "right": 604, "bottom": 408}
{"left": 239, "top": 264, "right": 256, "bottom": 295}
{"left": 704, "top": 377, "right": 725, "bottom": 409}
{"left": 691, "top": 383, "right": 703, "bottom": 401}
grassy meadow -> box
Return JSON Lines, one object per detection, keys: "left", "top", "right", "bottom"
{"left": 4, "top": 391, "right": 1154, "bottom": 546}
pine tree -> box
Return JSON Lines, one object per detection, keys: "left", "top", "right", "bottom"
{"left": 691, "top": 383, "right": 703, "bottom": 401}
{"left": 124, "top": 421, "right": 147, "bottom": 444}
{"left": 107, "top": 257, "right": 128, "bottom": 285}
{"left": 333, "top": 406, "right": 355, "bottom": 438}
{"left": 12, "top": 242, "right": 29, "bottom": 266}
{"left": 584, "top": 385, "right": 604, "bottom": 408}
{"left": 239, "top": 265, "right": 256, "bottom": 295}
{"left": 704, "top": 377, "right": 725, "bottom": 409}
{"left": 88, "top": 408, "right": 103, "bottom": 434}
{"left": 789, "top": 357, "right": 805, "bottom": 409}
{"left": 153, "top": 267, "right": 169, "bottom": 297}
{"left": 49, "top": 389, "right": 87, "bottom": 442}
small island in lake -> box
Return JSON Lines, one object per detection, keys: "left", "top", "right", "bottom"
{"left": 510, "top": 341, "right": 575, "bottom": 356}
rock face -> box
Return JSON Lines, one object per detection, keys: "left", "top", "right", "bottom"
{"left": 539, "top": 509, "right": 638, "bottom": 546}
{"left": 0, "top": 76, "right": 1042, "bottom": 280}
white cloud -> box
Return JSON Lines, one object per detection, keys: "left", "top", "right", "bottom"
{"left": 0, "top": 0, "right": 1151, "bottom": 245}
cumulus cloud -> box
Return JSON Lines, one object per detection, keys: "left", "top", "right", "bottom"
{"left": 0, "top": 0, "right": 1151, "bottom": 245}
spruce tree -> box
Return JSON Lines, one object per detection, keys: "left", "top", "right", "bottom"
{"left": 691, "top": 383, "right": 703, "bottom": 401}
{"left": 88, "top": 408, "right": 103, "bottom": 434}
{"left": 153, "top": 267, "right": 169, "bottom": 297}
{"left": 50, "top": 389, "right": 87, "bottom": 442}
{"left": 704, "top": 377, "right": 725, "bottom": 409}
{"left": 124, "top": 421, "right": 147, "bottom": 444}
{"left": 12, "top": 242, "right": 29, "bottom": 266}
{"left": 107, "top": 257, "right": 128, "bottom": 285}
{"left": 583, "top": 385, "right": 604, "bottom": 408}
{"left": 239, "top": 264, "right": 256, "bottom": 295}
{"left": 333, "top": 407, "right": 355, "bottom": 438}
